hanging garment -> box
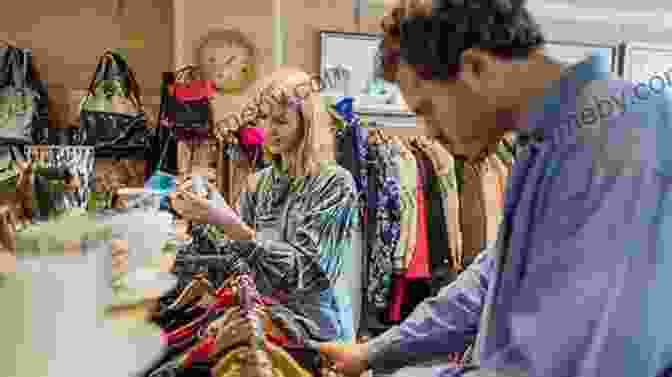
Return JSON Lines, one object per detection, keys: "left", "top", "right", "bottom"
{"left": 458, "top": 153, "right": 505, "bottom": 265}
{"left": 481, "top": 157, "right": 503, "bottom": 255}
{"left": 331, "top": 106, "right": 368, "bottom": 337}
{"left": 387, "top": 148, "right": 419, "bottom": 323}
{"left": 366, "top": 143, "right": 402, "bottom": 311}
{"left": 417, "top": 155, "right": 456, "bottom": 295}
{"left": 394, "top": 151, "right": 418, "bottom": 272}
{"left": 359, "top": 150, "right": 386, "bottom": 337}
{"left": 423, "top": 140, "right": 463, "bottom": 270}
{"left": 0, "top": 46, "right": 48, "bottom": 144}
{"left": 458, "top": 158, "right": 487, "bottom": 263}
{"left": 406, "top": 171, "right": 430, "bottom": 279}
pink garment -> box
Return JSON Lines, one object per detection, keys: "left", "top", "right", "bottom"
{"left": 406, "top": 174, "right": 430, "bottom": 279}
{"left": 239, "top": 127, "right": 266, "bottom": 145}
{"left": 207, "top": 205, "right": 244, "bottom": 227}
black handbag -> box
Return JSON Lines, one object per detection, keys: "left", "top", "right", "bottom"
{"left": 0, "top": 46, "right": 48, "bottom": 145}
{"left": 146, "top": 72, "right": 178, "bottom": 179}
{"left": 75, "top": 51, "right": 152, "bottom": 160}
{"left": 168, "top": 65, "right": 212, "bottom": 130}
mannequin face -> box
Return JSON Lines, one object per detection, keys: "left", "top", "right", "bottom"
{"left": 262, "top": 104, "right": 304, "bottom": 155}
{"left": 200, "top": 41, "right": 254, "bottom": 93}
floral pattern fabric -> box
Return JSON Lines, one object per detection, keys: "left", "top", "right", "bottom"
{"left": 366, "top": 143, "right": 402, "bottom": 310}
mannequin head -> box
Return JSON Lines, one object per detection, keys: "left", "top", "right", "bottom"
{"left": 196, "top": 30, "right": 257, "bottom": 94}
{"left": 221, "top": 67, "right": 333, "bottom": 177}
{"left": 378, "top": 0, "right": 555, "bottom": 158}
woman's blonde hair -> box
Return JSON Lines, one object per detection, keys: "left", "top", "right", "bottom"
{"left": 217, "top": 67, "right": 334, "bottom": 177}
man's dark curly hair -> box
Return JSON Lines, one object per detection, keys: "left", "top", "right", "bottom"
{"left": 374, "top": 0, "right": 546, "bottom": 82}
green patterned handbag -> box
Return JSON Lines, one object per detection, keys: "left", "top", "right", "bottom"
{"left": 0, "top": 47, "right": 37, "bottom": 143}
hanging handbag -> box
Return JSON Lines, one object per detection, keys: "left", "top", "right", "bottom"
{"left": 75, "top": 51, "right": 153, "bottom": 160}
{"left": 146, "top": 72, "right": 179, "bottom": 179}
{"left": 0, "top": 46, "right": 47, "bottom": 145}
{"left": 168, "top": 65, "right": 214, "bottom": 140}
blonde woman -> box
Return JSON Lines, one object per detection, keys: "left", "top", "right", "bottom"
{"left": 169, "top": 67, "right": 359, "bottom": 342}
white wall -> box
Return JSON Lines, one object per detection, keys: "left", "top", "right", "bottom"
{"left": 530, "top": 1, "right": 672, "bottom": 45}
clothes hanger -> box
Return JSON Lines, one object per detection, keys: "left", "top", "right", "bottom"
{"left": 168, "top": 276, "right": 214, "bottom": 310}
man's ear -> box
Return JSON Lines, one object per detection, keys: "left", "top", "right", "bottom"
{"left": 398, "top": 63, "right": 422, "bottom": 91}
{"left": 458, "top": 48, "right": 496, "bottom": 95}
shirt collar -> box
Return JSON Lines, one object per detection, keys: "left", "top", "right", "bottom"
{"left": 519, "top": 52, "right": 613, "bottom": 139}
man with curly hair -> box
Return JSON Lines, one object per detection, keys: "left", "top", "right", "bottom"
{"left": 320, "top": 1, "right": 672, "bottom": 377}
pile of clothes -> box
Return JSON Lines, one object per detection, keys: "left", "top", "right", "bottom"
{"left": 140, "top": 224, "right": 335, "bottom": 377}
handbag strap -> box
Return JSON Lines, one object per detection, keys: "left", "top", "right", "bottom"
{"left": 15, "top": 48, "right": 31, "bottom": 90}
{"left": 84, "top": 51, "right": 144, "bottom": 111}
{"left": 175, "top": 65, "right": 202, "bottom": 84}
{"left": 8, "top": 143, "right": 27, "bottom": 163}
{"left": 3, "top": 48, "right": 24, "bottom": 89}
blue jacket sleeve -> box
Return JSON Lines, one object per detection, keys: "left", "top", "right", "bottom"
{"left": 367, "top": 246, "right": 496, "bottom": 371}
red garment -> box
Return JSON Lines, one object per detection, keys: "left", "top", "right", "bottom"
{"left": 165, "top": 288, "right": 236, "bottom": 343}
{"left": 267, "top": 333, "right": 290, "bottom": 347}
{"left": 406, "top": 174, "right": 431, "bottom": 279}
{"left": 388, "top": 274, "right": 407, "bottom": 322}
{"left": 174, "top": 80, "right": 216, "bottom": 102}
{"left": 389, "top": 174, "right": 431, "bottom": 322}
{"left": 182, "top": 336, "right": 216, "bottom": 368}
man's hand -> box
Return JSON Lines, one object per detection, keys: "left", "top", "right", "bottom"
{"left": 169, "top": 190, "right": 210, "bottom": 224}
{"left": 319, "top": 341, "right": 370, "bottom": 377}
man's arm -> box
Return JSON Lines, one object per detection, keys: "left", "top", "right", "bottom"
{"left": 366, "top": 246, "right": 496, "bottom": 371}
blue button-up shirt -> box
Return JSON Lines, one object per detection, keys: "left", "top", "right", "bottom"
{"left": 367, "top": 53, "right": 672, "bottom": 377}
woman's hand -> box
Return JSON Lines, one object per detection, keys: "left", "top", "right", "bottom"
{"left": 169, "top": 190, "right": 210, "bottom": 224}
{"left": 319, "top": 341, "right": 369, "bottom": 377}
{"left": 208, "top": 307, "right": 259, "bottom": 355}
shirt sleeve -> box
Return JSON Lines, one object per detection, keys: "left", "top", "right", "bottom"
{"left": 367, "top": 246, "right": 496, "bottom": 372}
{"left": 221, "top": 169, "right": 359, "bottom": 296}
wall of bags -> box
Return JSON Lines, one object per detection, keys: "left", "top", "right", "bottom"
{"left": 0, "top": 0, "right": 173, "bottom": 129}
